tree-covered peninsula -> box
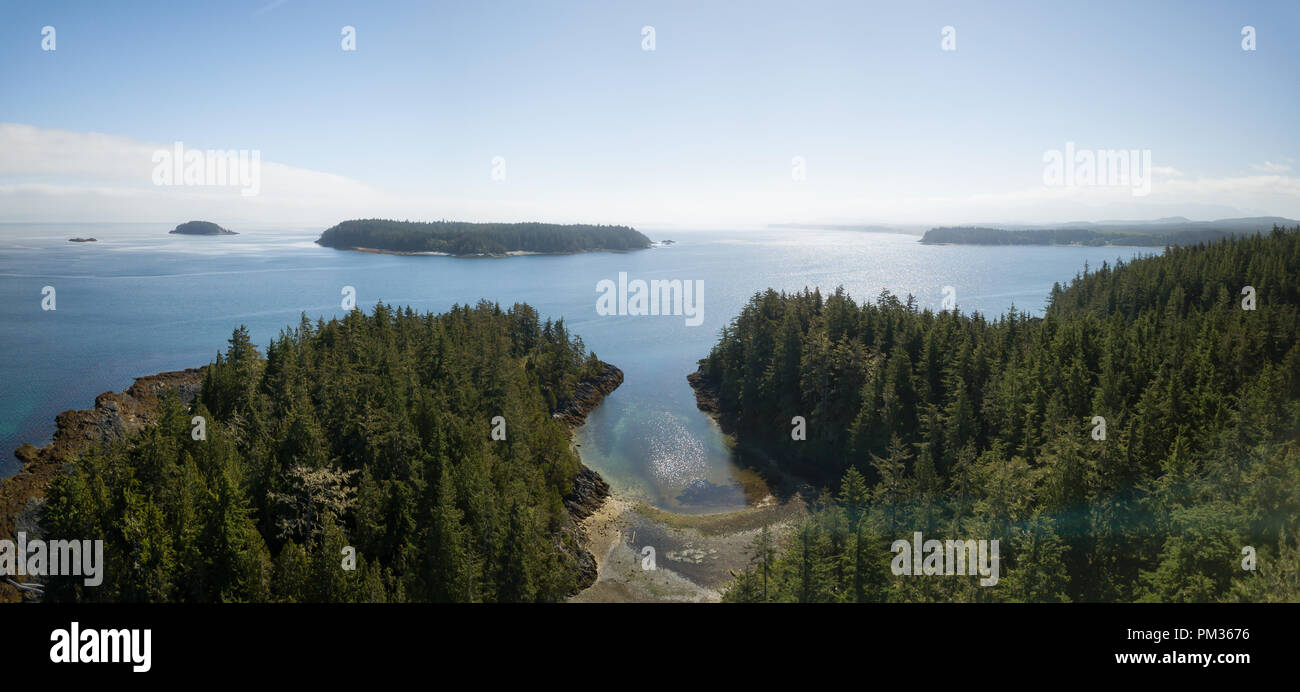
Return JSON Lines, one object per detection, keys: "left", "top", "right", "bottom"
{"left": 696, "top": 227, "right": 1300, "bottom": 602}
{"left": 31, "top": 302, "right": 621, "bottom": 602}
{"left": 315, "top": 219, "right": 652, "bottom": 256}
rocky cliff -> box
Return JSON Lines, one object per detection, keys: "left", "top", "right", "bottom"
{"left": 686, "top": 359, "right": 735, "bottom": 434}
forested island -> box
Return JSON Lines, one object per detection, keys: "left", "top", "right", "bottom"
{"left": 316, "top": 219, "right": 652, "bottom": 256}
{"left": 15, "top": 302, "right": 621, "bottom": 602}
{"left": 170, "top": 221, "right": 237, "bottom": 235}
{"left": 920, "top": 217, "right": 1295, "bottom": 246}
{"left": 696, "top": 226, "right": 1300, "bottom": 602}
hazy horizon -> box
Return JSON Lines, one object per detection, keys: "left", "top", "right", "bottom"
{"left": 2, "top": 0, "right": 1298, "bottom": 228}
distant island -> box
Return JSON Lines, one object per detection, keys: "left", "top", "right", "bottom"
{"left": 170, "top": 221, "right": 237, "bottom": 235}
{"left": 67, "top": 237, "right": 97, "bottom": 243}
{"left": 315, "top": 219, "right": 652, "bottom": 256}
{"left": 920, "top": 216, "right": 1297, "bottom": 246}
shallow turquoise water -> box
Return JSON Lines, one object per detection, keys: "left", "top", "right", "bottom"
{"left": 0, "top": 223, "right": 1156, "bottom": 511}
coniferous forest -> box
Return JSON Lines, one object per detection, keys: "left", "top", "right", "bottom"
{"left": 36, "top": 302, "right": 608, "bottom": 602}
{"left": 315, "top": 219, "right": 653, "bottom": 255}
{"left": 7, "top": 0, "right": 1300, "bottom": 676}
{"left": 700, "top": 227, "right": 1300, "bottom": 602}
{"left": 13, "top": 228, "right": 1300, "bottom": 604}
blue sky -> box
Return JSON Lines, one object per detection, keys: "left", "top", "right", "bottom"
{"left": 1, "top": 0, "right": 1298, "bottom": 226}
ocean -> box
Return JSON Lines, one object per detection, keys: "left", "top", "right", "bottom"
{"left": 0, "top": 223, "right": 1156, "bottom": 512}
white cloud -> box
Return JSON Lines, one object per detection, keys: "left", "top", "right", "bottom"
{"left": 3, "top": 123, "right": 1299, "bottom": 228}
{"left": 1250, "top": 161, "right": 1292, "bottom": 174}
{"left": 0, "top": 123, "right": 648, "bottom": 226}
{"left": 0, "top": 123, "right": 408, "bottom": 225}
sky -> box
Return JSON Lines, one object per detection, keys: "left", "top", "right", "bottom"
{"left": 1, "top": 0, "right": 1298, "bottom": 228}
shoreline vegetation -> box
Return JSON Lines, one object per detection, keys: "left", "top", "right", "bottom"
{"left": 316, "top": 219, "right": 652, "bottom": 257}
{"left": 919, "top": 217, "right": 1296, "bottom": 247}
{"left": 1, "top": 302, "right": 622, "bottom": 603}
{"left": 696, "top": 226, "right": 1300, "bottom": 602}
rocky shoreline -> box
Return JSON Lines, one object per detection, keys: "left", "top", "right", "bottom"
{"left": 686, "top": 358, "right": 735, "bottom": 435}
{"left": 0, "top": 368, "right": 206, "bottom": 602}
{"left": 1, "top": 361, "right": 624, "bottom": 601}
{"left": 554, "top": 363, "right": 622, "bottom": 589}
{"left": 554, "top": 362, "right": 624, "bottom": 429}
{"left": 1, "top": 368, "right": 206, "bottom": 538}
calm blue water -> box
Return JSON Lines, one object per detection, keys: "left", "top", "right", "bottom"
{"left": 0, "top": 223, "right": 1156, "bottom": 512}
